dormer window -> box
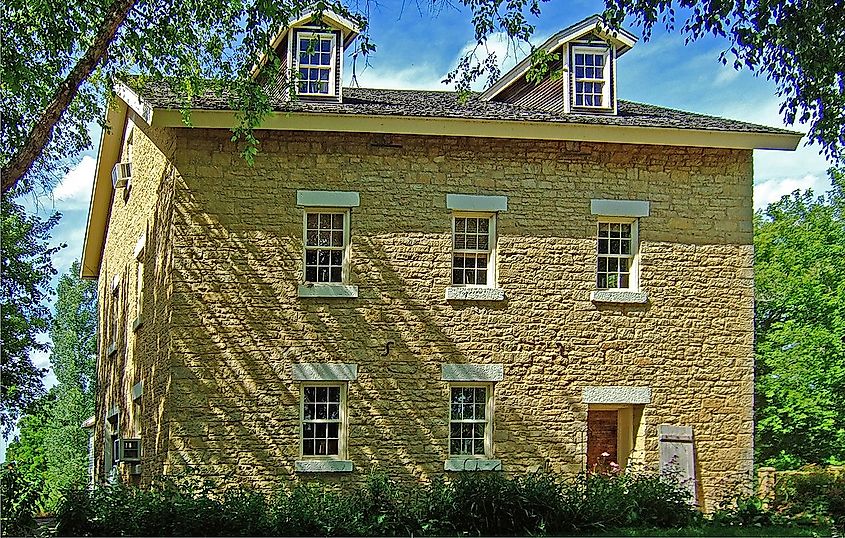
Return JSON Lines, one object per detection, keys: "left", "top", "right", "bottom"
{"left": 297, "top": 33, "right": 336, "bottom": 96}
{"left": 572, "top": 47, "right": 610, "bottom": 109}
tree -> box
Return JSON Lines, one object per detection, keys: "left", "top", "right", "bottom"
{"left": 600, "top": 0, "right": 845, "bottom": 160}
{"left": 3, "top": 261, "right": 97, "bottom": 510}
{"left": 0, "top": 194, "right": 63, "bottom": 436}
{"left": 41, "top": 260, "right": 98, "bottom": 507}
{"left": 753, "top": 167, "right": 845, "bottom": 468}
{"left": 1, "top": 0, "right": 370, "bottom": 194}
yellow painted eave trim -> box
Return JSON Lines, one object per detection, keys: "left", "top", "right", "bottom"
{"left": 151, "top": 108, "right": 802, "bottom": 151}
{"left": 80, "top": 100, "right": 126, "bottom": 279}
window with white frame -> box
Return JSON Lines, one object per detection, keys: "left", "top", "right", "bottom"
{"left": 304, "top": 211, "right": 349, "bottom": 284}
{"left": 110, "top": 277, "right": 120, "bottom": 349}
{"left": 573, "top": 47, "right": 610, "bottom": 108}
{"left": 297, "top": 33, "right": 335, "bottom": 95}
{"left": 301, "top": 384, "right": 345, "bottom": 458}
{"left": 452, "top": 215, "right": 495, "bottom": 286}
{"left": 596, "top": 220, "right": 637, "bottom": 290}
{"left": 449, "top": 385, "right": 492, "bottom": 458}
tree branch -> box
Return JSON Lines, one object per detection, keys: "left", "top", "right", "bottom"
{"left": 1, "top": 0, "right": 137, "bottom": 194}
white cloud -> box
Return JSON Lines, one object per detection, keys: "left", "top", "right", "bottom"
{"left": 753, "top": 173, "right": 832, "bottom": 210}
{"left": 349, "top": 63, "right": 445, "bottom": 90}
{"left": 52, "top": 155, "right": 96, "bottom": 210}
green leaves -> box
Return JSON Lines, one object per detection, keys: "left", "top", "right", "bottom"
{"left": 754, "top": 167, "right": 845, "bottom": 468}
{"left": 0, "top": 194, "right": 62, "bottom": 435}
{"left": 599, "top": 0, "right": 845, "bottom": 160}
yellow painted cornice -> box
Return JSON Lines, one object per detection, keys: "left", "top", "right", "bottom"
{"left": 151, "top": 108, "right": 802, "bottom": 151}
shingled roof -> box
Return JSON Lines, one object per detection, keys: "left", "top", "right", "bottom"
{"left": 134, "top": 81, "right": 797, "bottom": 136}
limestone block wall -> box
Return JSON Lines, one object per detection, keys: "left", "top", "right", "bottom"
{"left": 93, "top": 113, "right": 177, "bottom": 484}
{"left": 159, "top": 129, "right": 754, "bottom": 510}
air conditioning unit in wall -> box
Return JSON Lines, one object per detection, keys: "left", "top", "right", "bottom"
{"left": 118, "top": 438, "right": 142, "bottom": 463}
{"left": 111, "top": 161, "right": 132, "bottom": 189}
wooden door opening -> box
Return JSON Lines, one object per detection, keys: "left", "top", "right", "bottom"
{"left": 587, "top": 409, "right": 618, "bottom": 471}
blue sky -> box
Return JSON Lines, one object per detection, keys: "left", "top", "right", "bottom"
{"left": 1, "top": 1, "right": 836, "bottom": 459}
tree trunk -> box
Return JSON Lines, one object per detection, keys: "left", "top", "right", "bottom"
{"left": 1, "top": 0, "right": 138, "bottom": 194}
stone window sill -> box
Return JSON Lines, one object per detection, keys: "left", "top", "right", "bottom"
{"left": 295, "top": 460, "right": 353, "bottom": 473}
{"left": 590, "top": 290, "right": 648, "bottom": 304}
{"left": 445, "top": 286, "right": 505, "bottom": 301}
{"left": 444, "top": 459, "right": 502, "bottom": 472}
{"left": 132, "top": 317, "right": 143, "bottom": 332}
{"left": 107, "top": 343, "right": 117, "bottom": 357}
{"left": 298, "top": 284, "right": 358, "bottom": 298}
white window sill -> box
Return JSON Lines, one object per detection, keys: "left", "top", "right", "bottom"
{"left": 444, "top": 459, "right": 502, "bottom": 472}
{"left": 590, "top": 290, "right": 648, "bottom": 304}
{"left": 295, "top": 460, "right": 353, "bottom": 473}
{"left": 445, "top": 286, "right": 505, "bottom": 301}
{"left": 298, "top": 284, "right": 358, "bottom": 298}
{"left": 107, "top": 343, "right": 117, "bottom": 357}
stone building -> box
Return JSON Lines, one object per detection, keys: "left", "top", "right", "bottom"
{"left": 81, "top": 11, "right": 801, "bottom": 509}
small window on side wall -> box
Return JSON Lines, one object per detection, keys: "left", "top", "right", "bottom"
{"left": 596, "top": 220, "right": 638, "bottom": 290}
{"left": 452, "top": 214, "right": 496, "bottom": 287}
{"left": 303, "top": 211, "right": 349, "bottom": 284}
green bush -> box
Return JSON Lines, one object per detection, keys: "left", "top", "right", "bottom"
{"left": 0, "top": 463, "right": 39, "bottom": 537}
{"left": 770, "top": 469, "right": 845, "bottom": 529}
{"left": 54, "top": 469, "right": 701, "bottom": 536}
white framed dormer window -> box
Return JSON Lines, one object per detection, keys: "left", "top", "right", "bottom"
{"left": 596, "top": 219, "right": 637, "bottom": 290}
{"left": 452, "top": 214, "right": 496, "bottom": 287}
{"left": 300, "top": 383, "right": 346, "bottom": 459}
{"left": 296, "top": 32, "right": 336, "bottom": 96}
{"left": 449, "top": 384, "right": 493, "bottom": 459}
{"left": 572, "top": 46, "right": 611, "bottom": 109}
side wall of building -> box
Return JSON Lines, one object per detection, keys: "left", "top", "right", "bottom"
{"left": 93, "top": 114, "right": 177, "bottom": 483}
{"left": 159, "top": 130, "right": 754, "bottom": 510}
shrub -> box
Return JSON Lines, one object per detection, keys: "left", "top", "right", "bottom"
{"left": 53, "top": 469, "right": 703, "bottom": 536}
{"left": 0, "top": 463, "right": 39, "bottom": 537}
{"left": 770, "top": 468, "right": 845, "bottom": 529}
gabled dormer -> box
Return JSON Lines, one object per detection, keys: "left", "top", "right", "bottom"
{"left": 480, "top": 15, "right": 637, "bottom": 115}
{"left": 254, "top": 8, "right": 360, "bottom": 103}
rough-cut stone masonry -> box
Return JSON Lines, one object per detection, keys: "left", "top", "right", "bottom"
{"left": 96, "top": 127, "right": 754, "bottom": 511}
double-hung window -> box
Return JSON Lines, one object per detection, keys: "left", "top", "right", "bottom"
{"left": 301, "top": 384, "right": 345, "bottom": 458}
{"left": 297, "top": 33, "right": 335, "bottom": 95}
{"left": 449, "top": 385, "right": 492, "bottom": 458}
{"left": 452, "top": 214, "right": 495, "bottom": 287}
{"left": 304, "top": 211, "right": 348, "bottom": 283}
{"left": 573, "top": 47, "right": 610, "bottom": 108}
{"left": 596, "top": 220, "right": 637, "bottom": 290}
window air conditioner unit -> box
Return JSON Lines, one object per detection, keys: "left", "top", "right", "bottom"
{"left": 118, "top": 438, "right": 142, "bottom": 463}
{"left": 112, "top": 161, "right": 132, "bottom": 189}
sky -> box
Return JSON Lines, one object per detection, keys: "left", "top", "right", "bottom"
{"left": 1, "top": 0, "right": 836, "bottom": 459}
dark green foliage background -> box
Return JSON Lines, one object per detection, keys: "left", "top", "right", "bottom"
{"left": 53, "top": 471, "right": 698, "bottom": 537}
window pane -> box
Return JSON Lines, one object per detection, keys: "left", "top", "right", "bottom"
{"left": 453, "top": 256, "right": 465, "bottom": 268}
{"left": 474, "top": 403, "right": 485, "bottom": 420}
{"left": 452, "top": 270, "right": 463, "bottom": 285}
{"left": 330, "top": 250, "right": 343, "bottom": 266}
{"left": 462, "top": 439, "right": 473, "bottom": 455}
{"left": 620, "top": 274, "right": 630, "bottom": 288}
{"left": 321, "top": 39, "right": 331, "bottom": 52}
{"left": 316, "top": 403, "right": 327, "bottom": 419}
{"left": 303, "top": 422, "right": 314, "bottom": 436}
{"left": 598, "top": 239, "right": 609, "bottom": 254}
{"left": 307, "top": 230, "right": 318, "bottom": 246}
{"left": 478, "top": 235, "right": 489, "bottom": 250}
{"left": 305, "top": 267, "right": 317, "bottom": 281}
{"left": 454, "top": 235, "right": 465, "bottom": 249}
{"left": 304, "top": 387, "right": 315, "bottom": 402}
{"left": 474, "top": 439, "right": 485, "bottom": 455}
{"left": 477, "top": 270, "right": 487, "bottom": 285}
{"left": 315, "top": 439, "right": 327, "bottom": 455}
{"left": 331, "top": 231, "right": 343, "bottom": 247}
{"left": 330, "top": 267, "right": 342, "bottom": 282}
{"left": 597, "top": 273, "right": 608, "bottom": 288}
{"left": 318, "top": 250, "right": 330, "bottom": 264}
{"left": 332, "top": 214, "right": 343, "bottom": 228}
{"left": 450, "top": 439, "right": 461, "bottom": 455}
{"left": 466, "top": 235, "right": 477, "bottom": 249}
{"left": 465, "top": 271, "right": 475, "bottom": 285}
{"left": 303, "top": 440, "right": 315, "bottom": 455}
{"left": 327, "top": 439, "right": 339, "bottom": 455}
{"left": 478, "top": 219, "right": 489, "bottom": 233}
{"left": 455, "top": 218, "right": 465, "bottom": 232}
